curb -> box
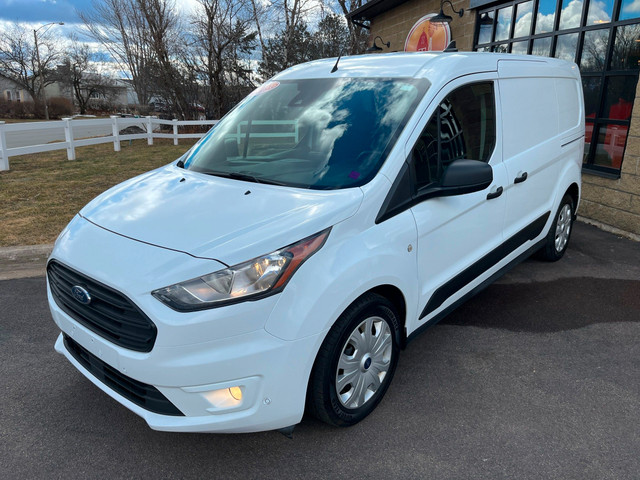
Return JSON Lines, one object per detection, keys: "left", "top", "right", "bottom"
{"left": 0, "top": 244, "right": 53, "bottom": 281}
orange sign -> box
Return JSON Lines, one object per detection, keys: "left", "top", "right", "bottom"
{"left": 404, "top": 14, "right": 451, "bottom": 52}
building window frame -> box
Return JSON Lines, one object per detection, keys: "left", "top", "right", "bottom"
{"left": 473, "top": 0, "right": 640, "bottom": 177}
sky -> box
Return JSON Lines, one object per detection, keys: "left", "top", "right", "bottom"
{"left": 0, "top": 0, "right": 201, "bottom": 25}
{"left": 0, "top": 0, "right": 203, "bottom": 75}
{"left": 0, "top": 0, "right": 88, "bottom": 23}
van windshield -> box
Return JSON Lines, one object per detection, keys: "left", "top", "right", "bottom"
{"left": 184, "top": 77, "right": 429, "bottom": 189}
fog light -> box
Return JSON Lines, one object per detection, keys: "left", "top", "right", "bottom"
{"left": 229, "top": 386, "right": 242, "bottom": 401}
{"left": 203, "top": 385, "right": 244, "bottom": 410}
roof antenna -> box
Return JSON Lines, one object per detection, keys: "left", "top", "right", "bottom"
{"left": 331, "top": 50, "right": 342, "bottom": 73}
{"left": 444, "top": 40, "right": 458, "bottom": 52}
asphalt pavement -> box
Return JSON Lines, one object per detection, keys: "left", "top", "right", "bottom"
{"left": 0, "top": 222, "right": 638, "bottom": 479}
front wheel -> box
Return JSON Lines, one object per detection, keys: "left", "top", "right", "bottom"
{"left": 537, "top": 194, "right": 574, "bottom": 261}
{"left": 307, "top": 293, "right": 400, "bottom": 427}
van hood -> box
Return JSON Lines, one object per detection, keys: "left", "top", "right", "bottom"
{"left": 79, "top": 165, "right": 363, "bottom": 266}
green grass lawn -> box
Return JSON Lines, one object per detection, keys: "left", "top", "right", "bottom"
{"left": 0, "top": 139, "right": 195, "bottom": 247}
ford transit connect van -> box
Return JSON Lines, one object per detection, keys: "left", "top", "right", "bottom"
{"left": 47, "top": 52, "right": 584, "bottom": 433}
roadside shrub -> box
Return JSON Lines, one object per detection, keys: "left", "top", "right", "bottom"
{"left": 0, "top": 98, "right": 36, "bottom": 119}
{"left": 47, "top": 97, "right": 74, "bottom": 119}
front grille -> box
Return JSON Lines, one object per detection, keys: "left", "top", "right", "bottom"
{"left": 48, "top": 260, "right": 157, "bottom": 352}
{"left": 64, "top": 335, "right": 183, "bottom": 416}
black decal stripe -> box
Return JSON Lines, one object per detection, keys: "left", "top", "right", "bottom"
{"left": 419, "top": 211, "right": 550, "bottom": 319}
{"left": 406, "top": 238, "right": 546, "bottom": 346}
{"left": 561, "top": 135, "right": 584, "bottom": 148}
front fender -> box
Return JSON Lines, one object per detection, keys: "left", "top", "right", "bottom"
{"left": 264, "top": 210, "right": 419, "bottom": 342}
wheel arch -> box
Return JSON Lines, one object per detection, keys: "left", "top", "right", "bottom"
{"left": 565, "top": 182, "right": 580, "bottom": 218}
{"left": 367, "top": 284, "right": 408, "bottom": 349}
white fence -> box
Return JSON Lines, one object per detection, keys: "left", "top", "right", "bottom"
{"left": 0, "top": 116, "right": 218, "bottom": 171}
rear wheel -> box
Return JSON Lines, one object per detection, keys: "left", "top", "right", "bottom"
{"left": 307, "top": 293, "right": 400, "bottom": 427}
{"left": 537, "top": 194, "right": 574, "bottom": 261}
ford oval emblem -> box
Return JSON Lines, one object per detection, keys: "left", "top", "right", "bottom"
{"left": 71, "top": 285, "right": 92, "bottom": 305}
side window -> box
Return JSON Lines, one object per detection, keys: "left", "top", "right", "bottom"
{"left": 411, "top": 82, "right": 496, "bottom": 190}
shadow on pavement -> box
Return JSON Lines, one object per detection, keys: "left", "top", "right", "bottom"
{"left": 441, "top": 277, "right": 640, "bottom": 332}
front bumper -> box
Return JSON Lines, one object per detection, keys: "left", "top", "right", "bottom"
{"left": 48, "top": 270, "right": 324, "bottom": 433}
{"left": 53, "top": 320, "right": 323, "bottom": 433}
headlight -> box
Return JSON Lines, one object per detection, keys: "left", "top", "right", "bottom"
{"left": 152, "top": 228, "right": 331, "bottom": 311}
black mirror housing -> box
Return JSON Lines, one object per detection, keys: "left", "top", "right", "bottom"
{"left": 439, "top": 159, "right": 493, "bottom": 196}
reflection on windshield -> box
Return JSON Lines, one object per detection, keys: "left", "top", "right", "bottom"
{"left": 185, "top": 77, "right": 429, "bottom": 189}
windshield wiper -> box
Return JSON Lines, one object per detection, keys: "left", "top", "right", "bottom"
{"left": 228, "top": 172, "right": 265, "bottom": 184}
{"left": 203, "top": 170, "right": 287, "bottom": 186}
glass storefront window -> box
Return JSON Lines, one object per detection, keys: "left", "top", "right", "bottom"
{"left": 514, "top": 1, "right": 534, "bottom": 37}
{"left": 496, "top": 7, "right": 513, "bottom": 41}
{"left": 585, "top": 120, "right": 595, "bottom": 160}
{"left": 611, "top": 25, "right": 640, "bottom": 69}
{"left": 603, "top": 76, "right": 638, "bottom": 119}
{"left": 619, "top": 0, "right": 640, "bottom": 21}
{"left": 581, "top": 29, "right": 610, "bottom": 71}
{"left": 555, "top": 32, "right": 579, "bottom": 61}
{"left": 474, "top": 0, "right": 640, "bottom": 175}
{"left": 582, "top": 76, "right": 603, "bottom": 119}
{"left": 477, "top": 12, "right": 494, "bottom": 44}
{"left": 536, "top": 0, "right": 557, "bottom": 34}
{"left": 532, "top": 36, "right": 553, "bottom": 55}
{"left": 511, "top": 40, "right": 529, "bottom": 53}
{"left": 587, "top": 0, "right": 614, "bottom": 25}
{"left": 592, "top": 124, "right": 628, "bottom": 168}
{"left": 559, "top": 0, "right": 584, "bottom": 29}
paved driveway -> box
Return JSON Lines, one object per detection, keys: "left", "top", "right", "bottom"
{"left": 0, "top": 223, "right": 638, "bottom": 479}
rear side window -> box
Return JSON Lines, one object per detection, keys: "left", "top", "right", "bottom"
{"left": 411, "top": 82, "right": 496, "bottom": 190}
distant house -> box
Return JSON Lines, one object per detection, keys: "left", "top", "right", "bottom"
{"left": 0, "top": 74, "right": 138, "bottom": 111}
{"left": 0, "top": 77, "right": 29, "bottom": 103}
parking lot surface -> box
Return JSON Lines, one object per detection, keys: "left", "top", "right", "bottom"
{"left": 0, "top": 222, "right": 638, "bottom": 479}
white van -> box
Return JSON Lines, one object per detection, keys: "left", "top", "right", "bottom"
{"left": 47, "top": 52, "right": 584, "bottom": 433}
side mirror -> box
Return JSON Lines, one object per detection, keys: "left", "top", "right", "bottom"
{"left": 439, "top": 159, "right": 493, "bottom": 197}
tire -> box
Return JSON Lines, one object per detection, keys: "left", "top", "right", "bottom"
{"left": 537, "top": 194, "right": 574, "bottom": 262}
{"left": 307, "top": 293, "right": 401, "bottom": 427}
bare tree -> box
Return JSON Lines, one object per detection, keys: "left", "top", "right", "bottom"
{"left": 80, "top": 0, "right": 155, "bottom": 105}
{"left": 279, "top": 0, "right": 319, "bottom": 67}
{"left": 57, "top": 38, "right": 118, "bottom": 114}
{"left": 193, "top": 0, "right": 256, "bottom": 119}
{"left": 0, "top": 22, "right": 61, "bottom": 116}
{"left": 248, "top": 0, "right": 268, "bottom": 57}
{"left": 138, "top": 0, "right": 194, "bottom": 118}
{"left": 331, "top": 0, "right": 368, "bottom": 54}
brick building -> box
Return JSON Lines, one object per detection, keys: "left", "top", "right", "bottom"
{"left": 347, "top": 0, "right": 640, "bottom": 238}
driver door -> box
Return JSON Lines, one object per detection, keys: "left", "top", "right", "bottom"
{"left": 409, "top": 76, "right": 508, "bottom": 328}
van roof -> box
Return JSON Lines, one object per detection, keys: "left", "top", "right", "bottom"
{"left": 274, "top": 52, "right": 579, "bottom": 83}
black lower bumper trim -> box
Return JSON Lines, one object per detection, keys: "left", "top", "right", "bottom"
{"left": 63, "top": 335, "right": 184, "bottom": 416}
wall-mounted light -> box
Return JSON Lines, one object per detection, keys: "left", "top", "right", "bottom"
{"left": 479, "top": 12, "right": 493, "bottom": 26}
{"left": 431, "top": 0, "right": 464, "bottom": 24}
{"left": 367, "top": 35, "right": 391, "bottom": 52}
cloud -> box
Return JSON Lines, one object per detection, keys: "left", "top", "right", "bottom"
{"left": 622, "top": 0, "right": 640, "bottom": 13}
{"left": 586, "top": 0, "right": 612, "bottom": 24}
{"left": 558, "top": 0, "right": 583, "bottom": 29}
{"left": 0, "top": 0, "right": 87, "bottom": 23}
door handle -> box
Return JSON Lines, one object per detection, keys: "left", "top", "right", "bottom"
{"left": 514, "top": 171, "right": 528, "bottom": 184}
{"left": 486, "top": 186, "right": 503, "bottom": 200}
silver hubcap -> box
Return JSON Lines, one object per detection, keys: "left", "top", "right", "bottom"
{"left": 555, "top": 204, "right": 572, "bottom": 253}
{"left": 335, "top": 316, "right": 393, "bottom": 409}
